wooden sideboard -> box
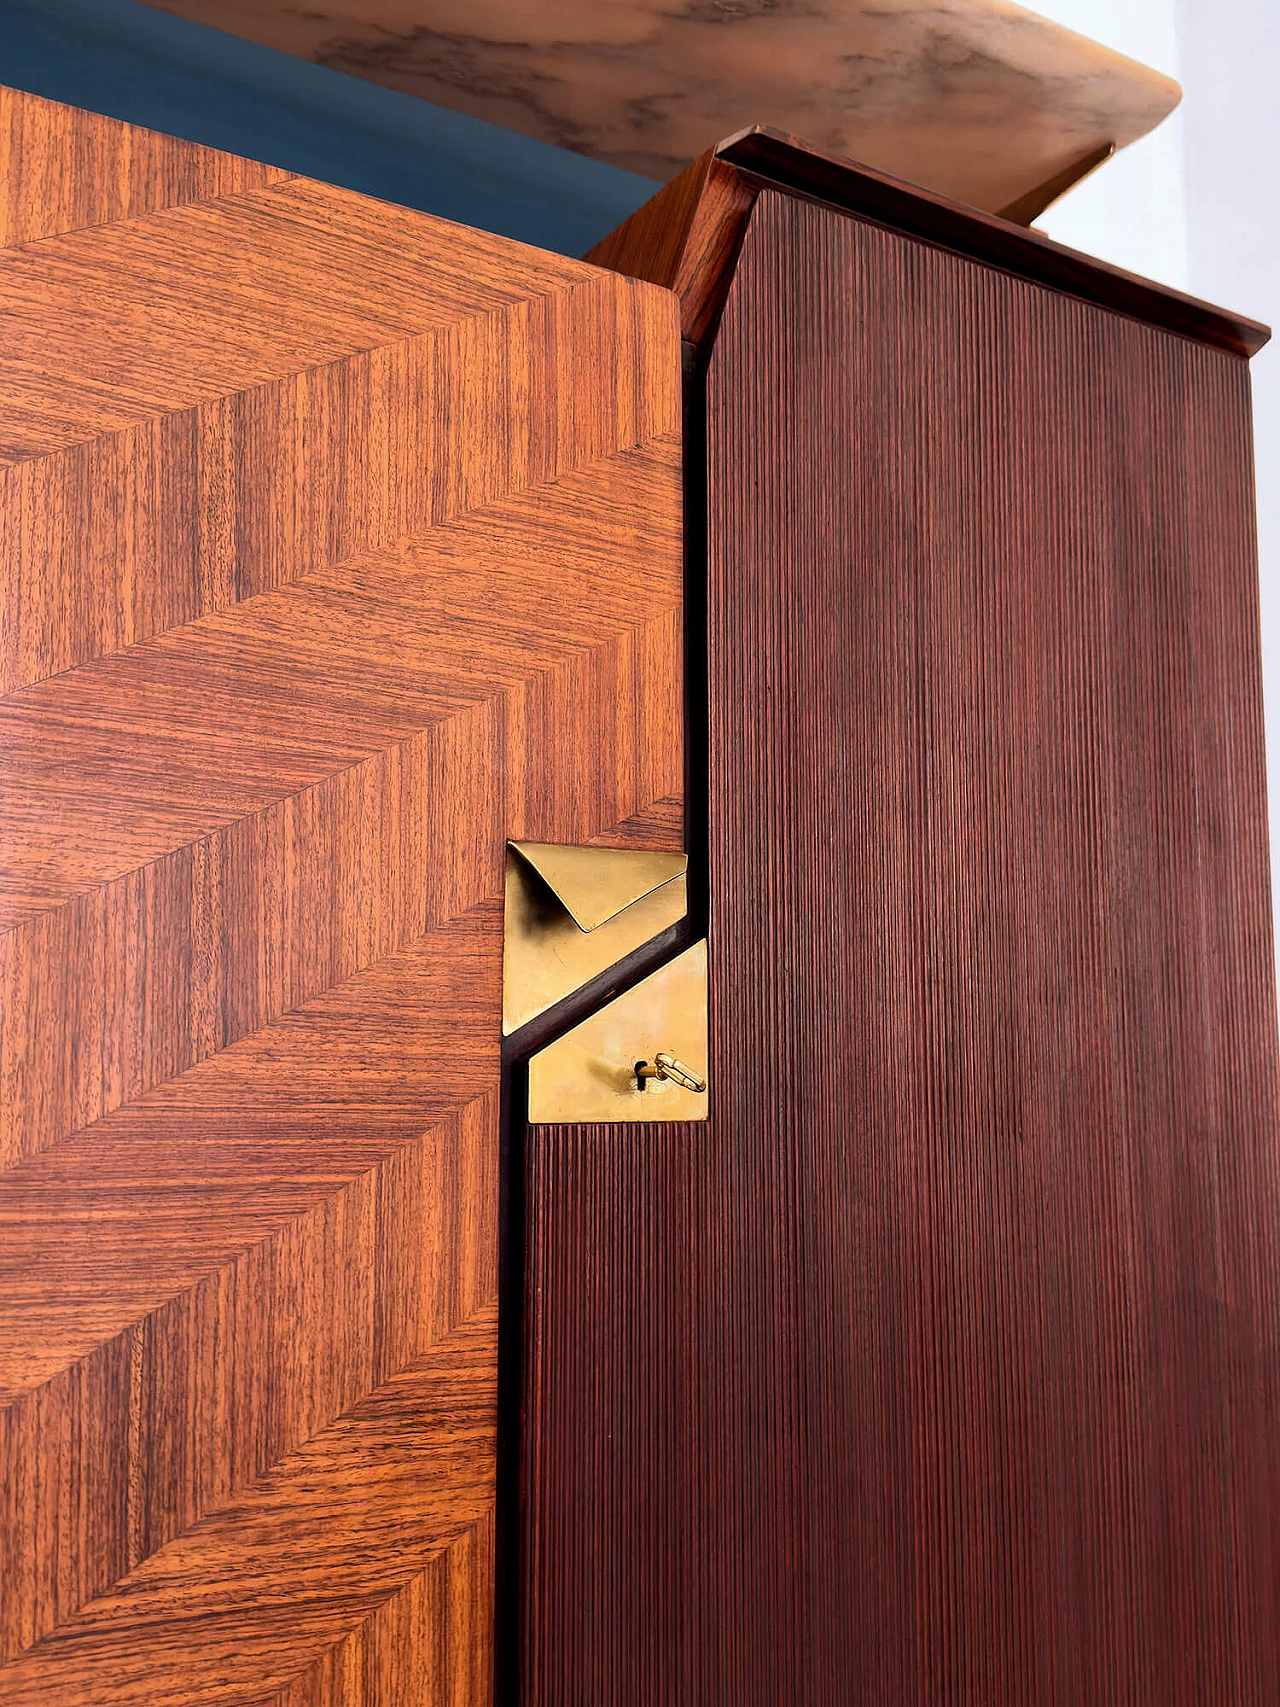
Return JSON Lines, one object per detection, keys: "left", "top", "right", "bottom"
{"left": 1, "top": 88, "right": 1277, "bottom": 1707}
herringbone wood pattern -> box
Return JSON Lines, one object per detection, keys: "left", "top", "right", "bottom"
{"left": 0, "top": 88, "right": 684, "bottom": 1703}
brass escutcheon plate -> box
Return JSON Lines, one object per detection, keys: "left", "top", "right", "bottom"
{"left": 527, "top": 941, "right": 709, "bottom": 1124}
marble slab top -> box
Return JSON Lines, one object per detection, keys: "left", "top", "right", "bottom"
{"left": 146, "top": 0, "right": 1181, "bottom": 218}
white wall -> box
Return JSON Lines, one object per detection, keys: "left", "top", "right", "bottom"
{"left": 1032, "top": 0, "right": 1280, "bottom": 967}
{"left": 1174, "top": 0, "right": 1280, "bottom": 983}
{"left": 1032, "top": 0, "right": 1188, "bottom": 291}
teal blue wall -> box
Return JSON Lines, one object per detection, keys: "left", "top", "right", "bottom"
{"left": 0, "top": 0, "right": 659, "bottom": 254}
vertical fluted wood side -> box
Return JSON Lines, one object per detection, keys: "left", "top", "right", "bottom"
{"left": 521, "top": 188, "right": 1280, "bottom": 1703}
{"left": 521, "top": 1124, "right": 704, "bottom": 1706}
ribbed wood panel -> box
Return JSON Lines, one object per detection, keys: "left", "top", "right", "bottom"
{"left": 521, "top": 189, "right": 1280, "bottom": 1702}
{"left": 0, "top": 86, "right": 684, "bottom": 1703}
{"left": 522, "top": 1124, "right": 703, "bottom": 1704}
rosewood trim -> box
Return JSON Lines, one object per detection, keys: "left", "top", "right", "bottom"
{"left": 716, "top": 126, "right": 1270, "bottom": 359}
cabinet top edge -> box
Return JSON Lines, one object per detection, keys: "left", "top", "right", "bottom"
{"left": 715, "top": 127, "right": 1270, "bottom": 361}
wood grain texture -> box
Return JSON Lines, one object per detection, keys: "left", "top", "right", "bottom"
{"left": 586, "top": 796, "right": 684, "bottom": 851}
{"left": 0, "top": 175, "right": 677, "bottom": 684}
{"left": 1, "top": 1308, "right": 499, "bottom": 1707}
{"left": 0, "top": 84, "right": 684, "bottom": 1702}
{"left": 0, "top": 465, "right": 684, "bottom": 1167}
{"left": 0, "top": 87, "right": 292, "bottom": 247}
{"left": 522, "top": 188, "right": 1280, "bottom": 1702}
{"left": 583, "top": 153, "right": 756, "bottom": 348}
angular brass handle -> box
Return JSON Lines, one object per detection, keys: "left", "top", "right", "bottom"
{"left": 635, "top": 1052, "right": 708, "bottom": 1094}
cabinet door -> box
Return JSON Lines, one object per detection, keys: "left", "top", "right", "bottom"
{"left": 522, "top": 187, "right": 1280, "bottom": 1703}
{"left": 0, "top": 86, "right": 683, "bottom": 1704}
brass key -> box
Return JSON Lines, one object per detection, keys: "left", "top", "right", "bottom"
{"left": 634, "top": 1052, "right": 708, "bottom": 1094}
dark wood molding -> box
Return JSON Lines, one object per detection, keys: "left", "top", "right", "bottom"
{"left": 586, "top": 124, "right": 1271, "bottom": 361}
{"left": 718, "top": 128, "right": 1271, "bottom": 358}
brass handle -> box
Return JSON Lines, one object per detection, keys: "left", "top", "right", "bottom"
{"left": 634, "top": 1051, "right": 708, "bottom": 1094}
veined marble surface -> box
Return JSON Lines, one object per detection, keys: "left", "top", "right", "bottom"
{"left": 144, "top": 0, "right": 1180, "bottom": 215}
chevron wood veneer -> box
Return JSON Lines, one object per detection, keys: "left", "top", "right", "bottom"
{"left": 0, "top": 88, "right": 683, "bottom": 1703}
